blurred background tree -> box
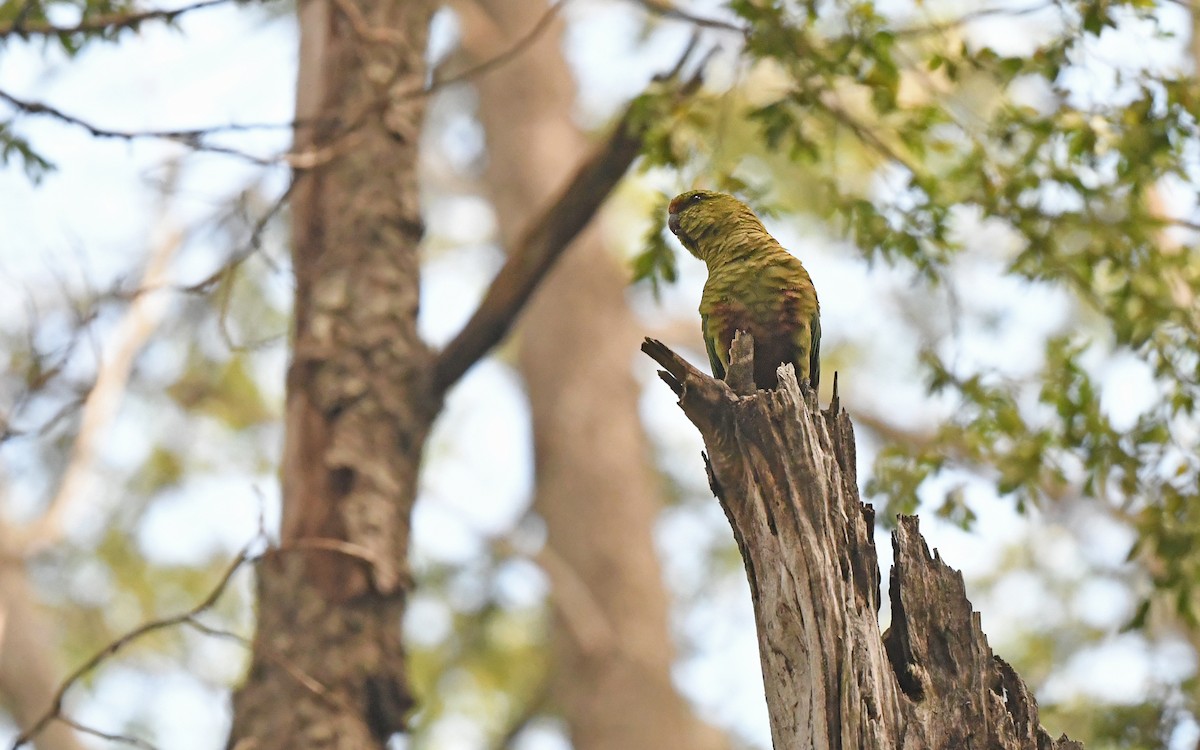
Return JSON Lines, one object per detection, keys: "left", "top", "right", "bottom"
{"left": 0, "top": 0, "right": 1198, "bottom": 748}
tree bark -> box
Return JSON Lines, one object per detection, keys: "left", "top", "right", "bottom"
{"left": 458, "top": 4, "right": 724, "bottom": 748}
{"left": 227, "top": 0, "right": 436, "bottom": 746}
{"left": 642, "top": 333, "right": 1083, "bottom": 750}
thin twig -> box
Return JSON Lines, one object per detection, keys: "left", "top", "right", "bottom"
{"left": 820, "top": 93, "right": 923, "bottom": 177}
{"left": 623, "top": 0, "right": 746, "bottom": 34}
{"left": 2, "top": 0, "right": 583, "bottom": 170}
{"left": 9, "top": 173, "right": 185, "bottom": 558}
{"left": 894, "top": 1, "right": 1058, "bottom": 38}
{"left": 0, "top": 91, "right": 276, "bottom": 166}
{"left": 268, "top": 536, "right": 389, "bottom": 571}
{"left": 179, "top": 177, "right": 294, "bottom": 294}
{"left": 10, "top": 536, "right": 384, "bottom": 750}
{"left": 56, "top": 717, "right": 158, "bottom": 750}
{"left": 184, "top": 620, "right": 340, "bottom": 704}
{"left": 10, "top": 545, "right": 254, "bottom": 749}
{"left": 0, "top": 0, "right": 234, "bottom": 38}
{"left": 424, "top": 0, "right": 567, "bottom": 95}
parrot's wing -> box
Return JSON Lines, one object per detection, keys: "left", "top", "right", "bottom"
{"left": 701, "top": 313, "right": 726, "bottom": 381}
{"left": 808, "top": 310, "right": 821, "bottom": 393}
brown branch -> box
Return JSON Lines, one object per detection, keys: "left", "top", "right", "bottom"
{"left": 1, "top": 1, "right": 591, "bottom": 171}
{"left": 0, "top": 90, "right": 276, "bottom": 165}
{"left": 431, "top": 41, "right": 710, "bottom": 394}
{"left": 641, "top": 334, "right": 754, "bottom": 480}
{"left": 10, "top": 175, "right": 185, "bottom": 557}
{"left": 623, "top": 0, "right": 747, "bottom": 33}
{"left": 426, "top": 0, "right": 566, "bottom": 94}
{"left": 9, "top": 537, "right": 381, "bottom": 750}
{"left": 178, "top": 177, "right": 295, "bottom": 294}
{"left": 183, "top": 619, "right": 349, "bottom": 710}
{"left": 0, "top": 0, "right": 235, "bottom": 38}
{"left": 894, "top": 1, "right": 1060, "bottom": 38}
{"left": 429, "top": 117, "right": 641, "bottom": 391}
{"left": 0, "top": 94, "right": 293, "bottom": 138}
{"left": 10, "top": 546, "right": 253, "bottom": 749}
{"left": 1, "top": 90, "right": 353, "bottom": 169}
{"left": 56, "top": 716, "right": 158, "bottom": 750}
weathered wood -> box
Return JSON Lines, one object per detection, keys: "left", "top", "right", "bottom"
{"left": 641, "top": 334, "right": 1081, "bottom": 750}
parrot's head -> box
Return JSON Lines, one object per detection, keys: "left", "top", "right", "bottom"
{"left": 667, "top": 190, "right": 763, "bottom": 264}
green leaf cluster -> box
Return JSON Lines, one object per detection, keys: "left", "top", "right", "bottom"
{"left": 633, "top": 0, "right": 1200, "bottom": 726}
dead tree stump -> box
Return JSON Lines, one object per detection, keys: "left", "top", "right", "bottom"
{"left": 642, "top": 333, "right": 1081, "bottom": 750}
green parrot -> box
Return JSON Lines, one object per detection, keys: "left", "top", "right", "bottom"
{"left": 667, "top": 190, "right": 821, "bottom": 392}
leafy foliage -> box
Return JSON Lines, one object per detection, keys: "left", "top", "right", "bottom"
{"left": 630, "top": 194, "right": 677, "bottom": 298}
{"left": 0, "top": 0, "right": 189, "bottom": 50}
{"left": 0, "top": 122, "right": 53, "bottom": 180}
{"left": 634, "top": 0, "right": 1200, "bottom": 733}
{"left": 6, "top": 0, "right": 1200, "bottom": 745}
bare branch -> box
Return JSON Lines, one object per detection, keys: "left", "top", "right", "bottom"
{"left": 10, "top": 545, "right": 254, "bottom": 749}
{"left": 641, "top": 336, "right": 737, "bottom": 445}
{"left": 184, "top": 619, "right": 346, "bottom": 707}
{"left": 431, "top": 43, "right": 709, "bottom": 394}
{"left": 9, "top": 537, "right": 383, "bottom": 750}
{"left": 622, "top": 0, "right": 747, "bottom": 34}
{"left": 56, "top": 716, "right": 159, "bottom": 750}
{"left": 0, "top": 90, "right": 277, "bottom": 165}
{"left": 9, "top": 187, "right": 184, "bottom": 557}
{"left": 894, "top": 1, "right": 1060, "bottom": 38}
{"left": 428, "top": 0, "right": 566, "bottom": 93}
{"left": 179, "top": 177, "right": 295, "bottom": 294}
{"left": 0, "top": 0, "right": 598, "bottom": 170}
{"left": 0, "top": 0, "right": 236, "bottom": 38}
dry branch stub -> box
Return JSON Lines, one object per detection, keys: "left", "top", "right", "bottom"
{"left": 640, "top": 333, "right": 1081, "bottom": 750}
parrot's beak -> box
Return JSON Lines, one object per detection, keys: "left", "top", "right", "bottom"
{"left": 668, "top": 211, "right": 681, "bottom": 236}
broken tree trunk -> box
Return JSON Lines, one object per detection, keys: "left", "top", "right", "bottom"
{"left": 642, "top": 333, "right": 1082, "bottom": 750}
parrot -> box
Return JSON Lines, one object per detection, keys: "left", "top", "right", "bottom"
{"left": 667, "top": 189, "right": 821, "bottom": 393}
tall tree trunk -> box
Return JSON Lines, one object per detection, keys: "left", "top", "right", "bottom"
{"left": 228, "top": 1, "right": 436, "bottom": 746}
{"left": 460, "top": 5, "right": 723, "bottom": 749}
{"left": 643, "top": 335, "right": 1082, "bottom": 750}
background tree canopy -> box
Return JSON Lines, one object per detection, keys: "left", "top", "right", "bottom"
{"left": 0, "top": 0, "right": 1198, "bottom": 748}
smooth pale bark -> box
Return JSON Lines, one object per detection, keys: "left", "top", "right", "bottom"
{"left": 459, "top": 4, "right": 724, "bottom": 748}
{"left": 227, "top": 1, "right": 436, "bottom": 747}
{"left": 644, "top": 334, "right": 1083, "bottom": 750}
{"left": 0, "top": 567, "right": 87, "bottom": 750}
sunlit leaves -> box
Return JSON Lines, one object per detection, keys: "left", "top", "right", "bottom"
{"left": 631, "top": 2, "right": 1200, "bottom": 666}
{"left": 165, "top": 354, "right": 274, "bottom": 430}
{"left": 0, "top": 0, "right": 176, "bottom": 51}
{"left": 630, "top": 194, "right": 678, "bottom": 299}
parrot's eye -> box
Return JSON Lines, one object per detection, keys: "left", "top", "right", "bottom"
{"left": 688, "top": 193, "right": 705, "bottom": 206}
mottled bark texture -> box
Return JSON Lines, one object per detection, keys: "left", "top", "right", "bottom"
{"left": 643, "top": 334, "right": 1082, "bottom": 750}
{"left": 459, "top": 3, "right": 724, "bottom": 748}
{"left": 227, "top": 0, "right": 436, "bottom": 747}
